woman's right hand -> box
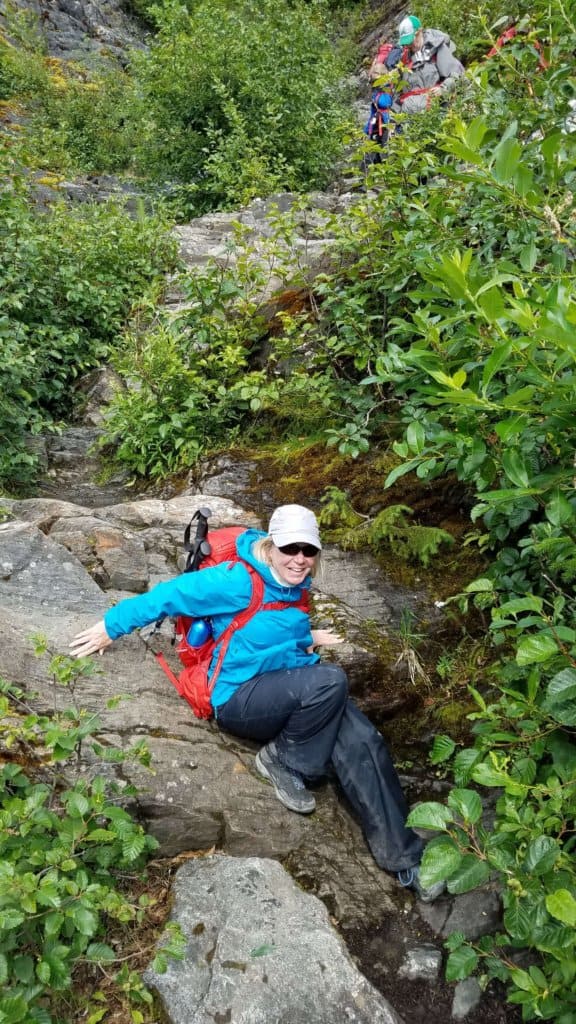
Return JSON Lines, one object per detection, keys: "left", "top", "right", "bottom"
{"left": 69, "top": 620, "right": 113, "bottom": 658}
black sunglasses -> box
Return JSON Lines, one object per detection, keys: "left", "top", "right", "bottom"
{"left": 278, "top": 542, "right": 319, "bottom": 557}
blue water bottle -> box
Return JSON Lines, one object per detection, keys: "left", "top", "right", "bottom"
{"left": 187, "top": 618, "right": 213, "bottom": 648}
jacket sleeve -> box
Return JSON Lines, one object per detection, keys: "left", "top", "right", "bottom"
{"left": 104, "top": 563, "right": 253, "bottom": 639}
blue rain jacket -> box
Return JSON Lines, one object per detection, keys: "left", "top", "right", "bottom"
{"left": 104, "top": 529, "right": 319, "bottom": 709}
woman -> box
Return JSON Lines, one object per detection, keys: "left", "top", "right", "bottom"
{"left": 71, "top": 504, "right": 443, "bottom": 902}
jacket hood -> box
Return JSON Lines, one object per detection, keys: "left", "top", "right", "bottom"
{"left": 236, "top": 528, "right": 313, "bottom": 597}
{"left": 421, "top": 28, "right": 451, "bottom": 50}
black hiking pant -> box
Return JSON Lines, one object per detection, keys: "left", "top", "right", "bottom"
{"left": 216, "top": 664, "right": 424, "bottom": 873}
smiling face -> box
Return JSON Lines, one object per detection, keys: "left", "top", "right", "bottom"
{"left": 269, "top": 543, "right": 318, "bottom": 586}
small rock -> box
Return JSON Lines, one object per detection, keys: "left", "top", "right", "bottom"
{"left": 451, "top": 977, "right": 482, "bottom": 1020}
{"left": 398, "top": 944, "right": 442, "bottom": 982}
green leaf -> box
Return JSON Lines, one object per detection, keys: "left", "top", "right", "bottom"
{"left": 465, "top": 117, "right": 488, "bottom": 151}
{"left": 501, "top": 450, "right": 530, "bottom": 488}
{"left": 499, "top": 386, "right": 536, "bottom": 409}
{"left": 84, "top": 828, "right": 116, "bottom": 843}
{"left": 465, "top": 578, "right": 494, "bottom": 594}
{"left": 519, "top": 240, "right": 538, "bottom": 272}
{"left": 420, "top": 836, "right": 462, "bottom": 884}
{"left": 66, "top": 792, "right": 90, "bottom": 817}
{"left": 513, "top": 163, "right": 534, "bottom": 198}
{"left": 471, "top": 760, "right": 528, "bottom": 795}
{"left": 516, "top": 635, "right": 558, "bottom": 665}
{"left": 250, "top": 943, "right": 275, "bottom": 957}
{"left": 546, "top": 889, "right": 576, "bottom": 927}
{"left": 544, "top": 668, "right": 576, "bottom": 705}
{"left": 13, "top": 955, "right": 34, "bottom": 983}
{"left": 445, "top": 945, "right": 479, "bottom": 981}
{"left": 384, "top": 458, "right": 422, "bottom": 488}
{"left": 546, "top": 731, "right": 576, "bottom": 783}
{"left": 495, "top": 596, "right": 543, "bottom": 618}
{"left": 0, "top": 909, "right": 25, "bottom": 930}
{"left": 447, "top": 788, "right": 483, "bottom": 824}
{"left": 446, "top": 854, "right": 491, "bottom": 894}
{"left": 454, "top": 748, "right": 482, "bottom": 785}
{"left": 545, "top": 491, "right": 574, "bottom": 527}
{"left": 430, "top": 734, "right": 456, "bottom": 764}
{"left": 43, "top": 911, "right": 64, "bottom": 938}
{"left": 86, "top": 943, "right": 116, "bottom": 963}
{"left": 87, "top": 1011, "right": 107, "bottom": 1024}
{"left": 406, "top": 421, "right": 425, "bottom": 454}
{"left": 509, "top": 967, "right": 538, "bottom": 993}
{"left": 70, "top": 905, "right": 98, "bottom": 936}
{"left": 477, "top": 287, "right": 506, "bottom": 323}
{"left": 482, "top": 342, "right": 512, "bottom": 392}
{"left": 406, "top": 801, "right": 453, "bottom": 831}
{"left": 0, "top": 995, "right": 29, "bottom": 1024}
{"left": 503, "top": 898, "right": 535, "bottom": 941}
{"left": 524, "top": 836, "right": 560, "bottom": 875}
{"left": 121, "top": 831, "right": 147, "bottom": 862}
{"left": 492, "top": 137, "right": 522, "bottom": 183}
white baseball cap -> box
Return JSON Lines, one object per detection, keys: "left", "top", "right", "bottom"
{"left": 268, "top": 504, "right": 322, "bottom": 550}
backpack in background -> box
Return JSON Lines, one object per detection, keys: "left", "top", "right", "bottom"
{"left": 365, "top": 43, "right": 404, "bottom": 145}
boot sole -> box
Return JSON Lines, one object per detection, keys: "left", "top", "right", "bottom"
{"left": 255, "top": 752, "right": 316, "bottom": 815}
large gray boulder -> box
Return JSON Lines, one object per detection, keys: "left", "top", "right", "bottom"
{"left": 145, "top": 856, "right": 404, "bottom": 1024}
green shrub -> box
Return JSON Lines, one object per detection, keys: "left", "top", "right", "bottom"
{"left": 0, "top": 649, "right": 184, "bottom": 1022}
{"left": 27, "top": 68, "right": 141, "bottom": 175}
{"left": 0, "top": 29, "right": 48, "bottom": 100}
{"left": 0, "top": 143, "right": 177, "bottom": 491}
{"left": 129, "top": 0, "right": 351, "bottom": 203}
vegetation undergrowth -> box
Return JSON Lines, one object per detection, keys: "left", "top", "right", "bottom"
{"left": 0, "top": 641, "right": 184, "bottom": 1024}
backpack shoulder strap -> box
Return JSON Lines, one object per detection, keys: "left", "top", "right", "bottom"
{"left": 207, "top": 561, "right": 263, "bottom": 693}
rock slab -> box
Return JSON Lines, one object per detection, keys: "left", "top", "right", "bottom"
{"left": 145, "top": 855, "right": 404, "bottom": 1024}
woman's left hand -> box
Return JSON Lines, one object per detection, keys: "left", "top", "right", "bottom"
{"left": 310, "top": 629, "right": 344, "bottom": 647}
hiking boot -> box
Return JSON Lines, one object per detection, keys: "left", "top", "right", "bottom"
{"left": 255, "top": 742, "right": 316, "bottom": 814}
{"left": 397, "top": 866, "right": 446, "bottom": 903}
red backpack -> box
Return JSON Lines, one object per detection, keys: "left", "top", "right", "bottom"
{"left": 154, "top": 513, "right": 309, "bottom": 720}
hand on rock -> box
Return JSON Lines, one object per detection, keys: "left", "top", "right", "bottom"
{"left": 70, "top": 620, "right": 113, "bottom": 658}
{"left": 311, "top": 629, "right": 344, "bottom": 647}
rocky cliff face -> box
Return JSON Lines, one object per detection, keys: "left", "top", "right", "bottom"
{"left": 0, "top": 0, "right": 145, "bottom": 63}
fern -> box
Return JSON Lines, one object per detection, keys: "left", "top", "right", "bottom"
{"left": 320, "top": 493, "right": 453, "bottom": 566}
{"left": 366, "top": 506, "right": 453, "bottom": 566}
{"left": 319, "top": 486, "right": 363, "bottom": 530}
{"left": 532, "top": 536, "right": 576, "bottom": 584}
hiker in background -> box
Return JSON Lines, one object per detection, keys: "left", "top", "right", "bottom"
{"left": 364, "top": 41, "right": 404, "bottom": 163}
{"left": 392, "top": 14, "right": 464, "bottom": 115}
{"left": 71, "top": 503, "right": 444, "bottom": 903}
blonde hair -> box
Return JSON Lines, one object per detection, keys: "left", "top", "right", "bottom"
{"left": 253, "top": 536, "right": 321, "bottom": 578}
